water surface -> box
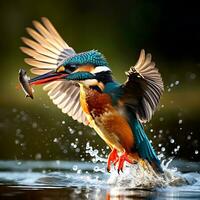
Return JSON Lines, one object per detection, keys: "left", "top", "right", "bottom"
{"left": 0, "top": 160, "right": 199, "bottom": 199}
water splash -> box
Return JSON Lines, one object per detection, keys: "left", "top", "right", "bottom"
{"left": 85, "top": 142, "right": 188, "bottom": 189}
{"left": 107, "top": 161, "right": 187, "bottom": 189}
{"left": 85, "top": 142, "right": 107, "bottom": 163}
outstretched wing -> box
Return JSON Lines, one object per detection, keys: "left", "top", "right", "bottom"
{"left": 20, "top": 17, "right": 90, "bottom": 126}
{"left": 120, "top": 49, "right": 164, "bottom": 122}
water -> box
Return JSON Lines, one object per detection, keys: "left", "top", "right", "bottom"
{"left": 0, "top": 159, "right": 199, "bottom": 200}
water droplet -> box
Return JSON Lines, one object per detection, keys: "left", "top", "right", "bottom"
{"left": 53, "top": 138, "right": 58, "bottom": 143}
{"left": 78, "top": 131, "right": 83, "bottom": 135}
{"left": 68, "top": 127, "right": 75, "bottom": 134}
{"left": 56, "top": 160, "right": 60, "bottom": 165}
{"left": 175, "top": 80, "right": 179, "bottom": 85}
{"left": 71, "top": 142, "right": 74, "bottom": 147}
{"left": 170, "top": 83, "right": 174, "bottom": 88}
{"left": 195, "top": 150, "right": 199, "bottom": 155}
{"left": 15, "top": 139, "right": 19, "bottom": 144}
{"left": 150, "top": 129, "right": 154, "bottom": 133}
{"left": 178, "top": 119, "right": 183, "bottom": 124}
{"left": 187, "top": 135, "right": 191, "bottom": 140}
{"left": 158, "top": 143, "right": 162, "bottom": 147}
{"left": 94, "top": 166, "right": 99, "bottom": 172}
{"left": 73, "top": 165, "right": 78, "bottom": 171}
{"left": 62, "top": 121, "right": 65, "bottom": 124}
{"left": 35, "top": 153, "right": 42, "bottom": 160}
{"left": 17, "top": 161, "right": 22, "bottom": 165}
{"left": 170, "top": 139, "right": 175, "bottom": 143}
{"left": 161, "top": 147, "right": 165, "bottom": 152}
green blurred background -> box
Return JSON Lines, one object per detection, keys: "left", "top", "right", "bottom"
{"left": 0, "top": 0, "right": 199, "bottom": 161}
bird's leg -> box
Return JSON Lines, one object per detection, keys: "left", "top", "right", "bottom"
{"left": 107, "top": 148, "right": 119, "bottom": 172}
{"left": 117, "top": 152, "right": 133, "bottom": 173}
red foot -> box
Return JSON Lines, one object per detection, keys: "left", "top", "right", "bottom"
{"left": 117, "top": 152, "right": 133, "bottom": 174}
{"left": 107, "top": 148, "right": 119, "bottom": 172}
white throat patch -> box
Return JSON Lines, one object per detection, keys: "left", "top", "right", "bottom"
{"left": 91, "top": 66, "right": 111, "bottom": 74}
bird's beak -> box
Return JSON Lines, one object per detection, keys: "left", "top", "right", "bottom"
{"left": 29, "top": 70, "right": 68, "bottom": 86}
{"left": 18, "top": 68, "right": 69, "bottom": 99}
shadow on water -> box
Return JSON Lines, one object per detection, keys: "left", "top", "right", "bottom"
{"left": 0, "top": 160, "right": 199, "bottom": 200}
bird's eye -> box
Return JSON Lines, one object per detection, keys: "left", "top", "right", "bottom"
{"left": 66, "top": 64, "right": 76, "bottom": 72}
{"left": 69, "top": 65, "right": 76, "bottom": 71}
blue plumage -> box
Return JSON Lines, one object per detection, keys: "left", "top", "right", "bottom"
{"left": 104, "top": 82, "right": 163, "bottom": 173}
{"left": 103, "top": 82, "right": 122, "bottom": 104}
{"left": 126, "top": 108, "right": 163, "bottom": 173}
{"left": 66, "top": 71, "right": 95, "bottom": 80}
{"left": 63, "top": 50, "right": 108, "bottom": 67}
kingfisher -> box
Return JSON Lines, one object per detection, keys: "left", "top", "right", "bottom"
{"left": 19, "top": 18, "right": 164, "bottom": 173}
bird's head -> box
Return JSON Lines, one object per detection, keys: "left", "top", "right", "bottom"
{"left": 29, "top": 50, "right": 112, "bottom": 91}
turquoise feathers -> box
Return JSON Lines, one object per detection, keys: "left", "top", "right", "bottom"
{"left": 104, "top": 83, "right": 163, "bottom": 173}
{"left": 66, "top": 71, "right": 95, "bottom": 81}
{"left": 125, "top": 107, "right": 163, "bottom": 173}
{"left": 103, "top": 82, "right": 122, "bottom": 105}
{"left": 63, "top": 50, "right": 108, "bottom": 67}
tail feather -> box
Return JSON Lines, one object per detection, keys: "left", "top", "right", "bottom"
{"left": 127, "top": 108, "right": 163, "bottom": 173}
{"left": 136, "top": 124, "right": 163, "bottom": 173}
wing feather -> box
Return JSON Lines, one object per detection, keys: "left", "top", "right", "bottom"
{"left": 20, "top": 47, "right": 57, "bottom": 64}
{"left": 26, "top": 27, "right": 61, "bottom": 55}
{"left": 20, "top": 18, "right": 89, "bottom": 126}
{"left": 32, "top": 20, "right": 64, "bottom": 52}
{"left": 21, "top": 37, "right": 58, "bottom": 59}
{"left": 41, "top": 17, "right": 69, "bottom": 49}
{"left": 122, "top": 49, "right": 164, "bottom": 122}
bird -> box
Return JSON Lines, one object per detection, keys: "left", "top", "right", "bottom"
{"left": 19, "top": 17, "right": 164, "bottom": 174}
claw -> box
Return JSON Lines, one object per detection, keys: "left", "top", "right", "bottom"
{"left": 117, "top": 152, "right": 133, "bottom": 173}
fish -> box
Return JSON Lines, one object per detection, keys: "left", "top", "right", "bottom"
{"left": 18, "top": 68, "right": 34, "bottom": 99}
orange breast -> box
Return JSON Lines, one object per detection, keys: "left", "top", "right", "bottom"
{"left": 80, "top": 86, "right": 135, "bottom": 152}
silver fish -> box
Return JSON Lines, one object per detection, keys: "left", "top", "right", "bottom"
{"left": 18, "top": 69, "right": 34, "bottom": 99}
